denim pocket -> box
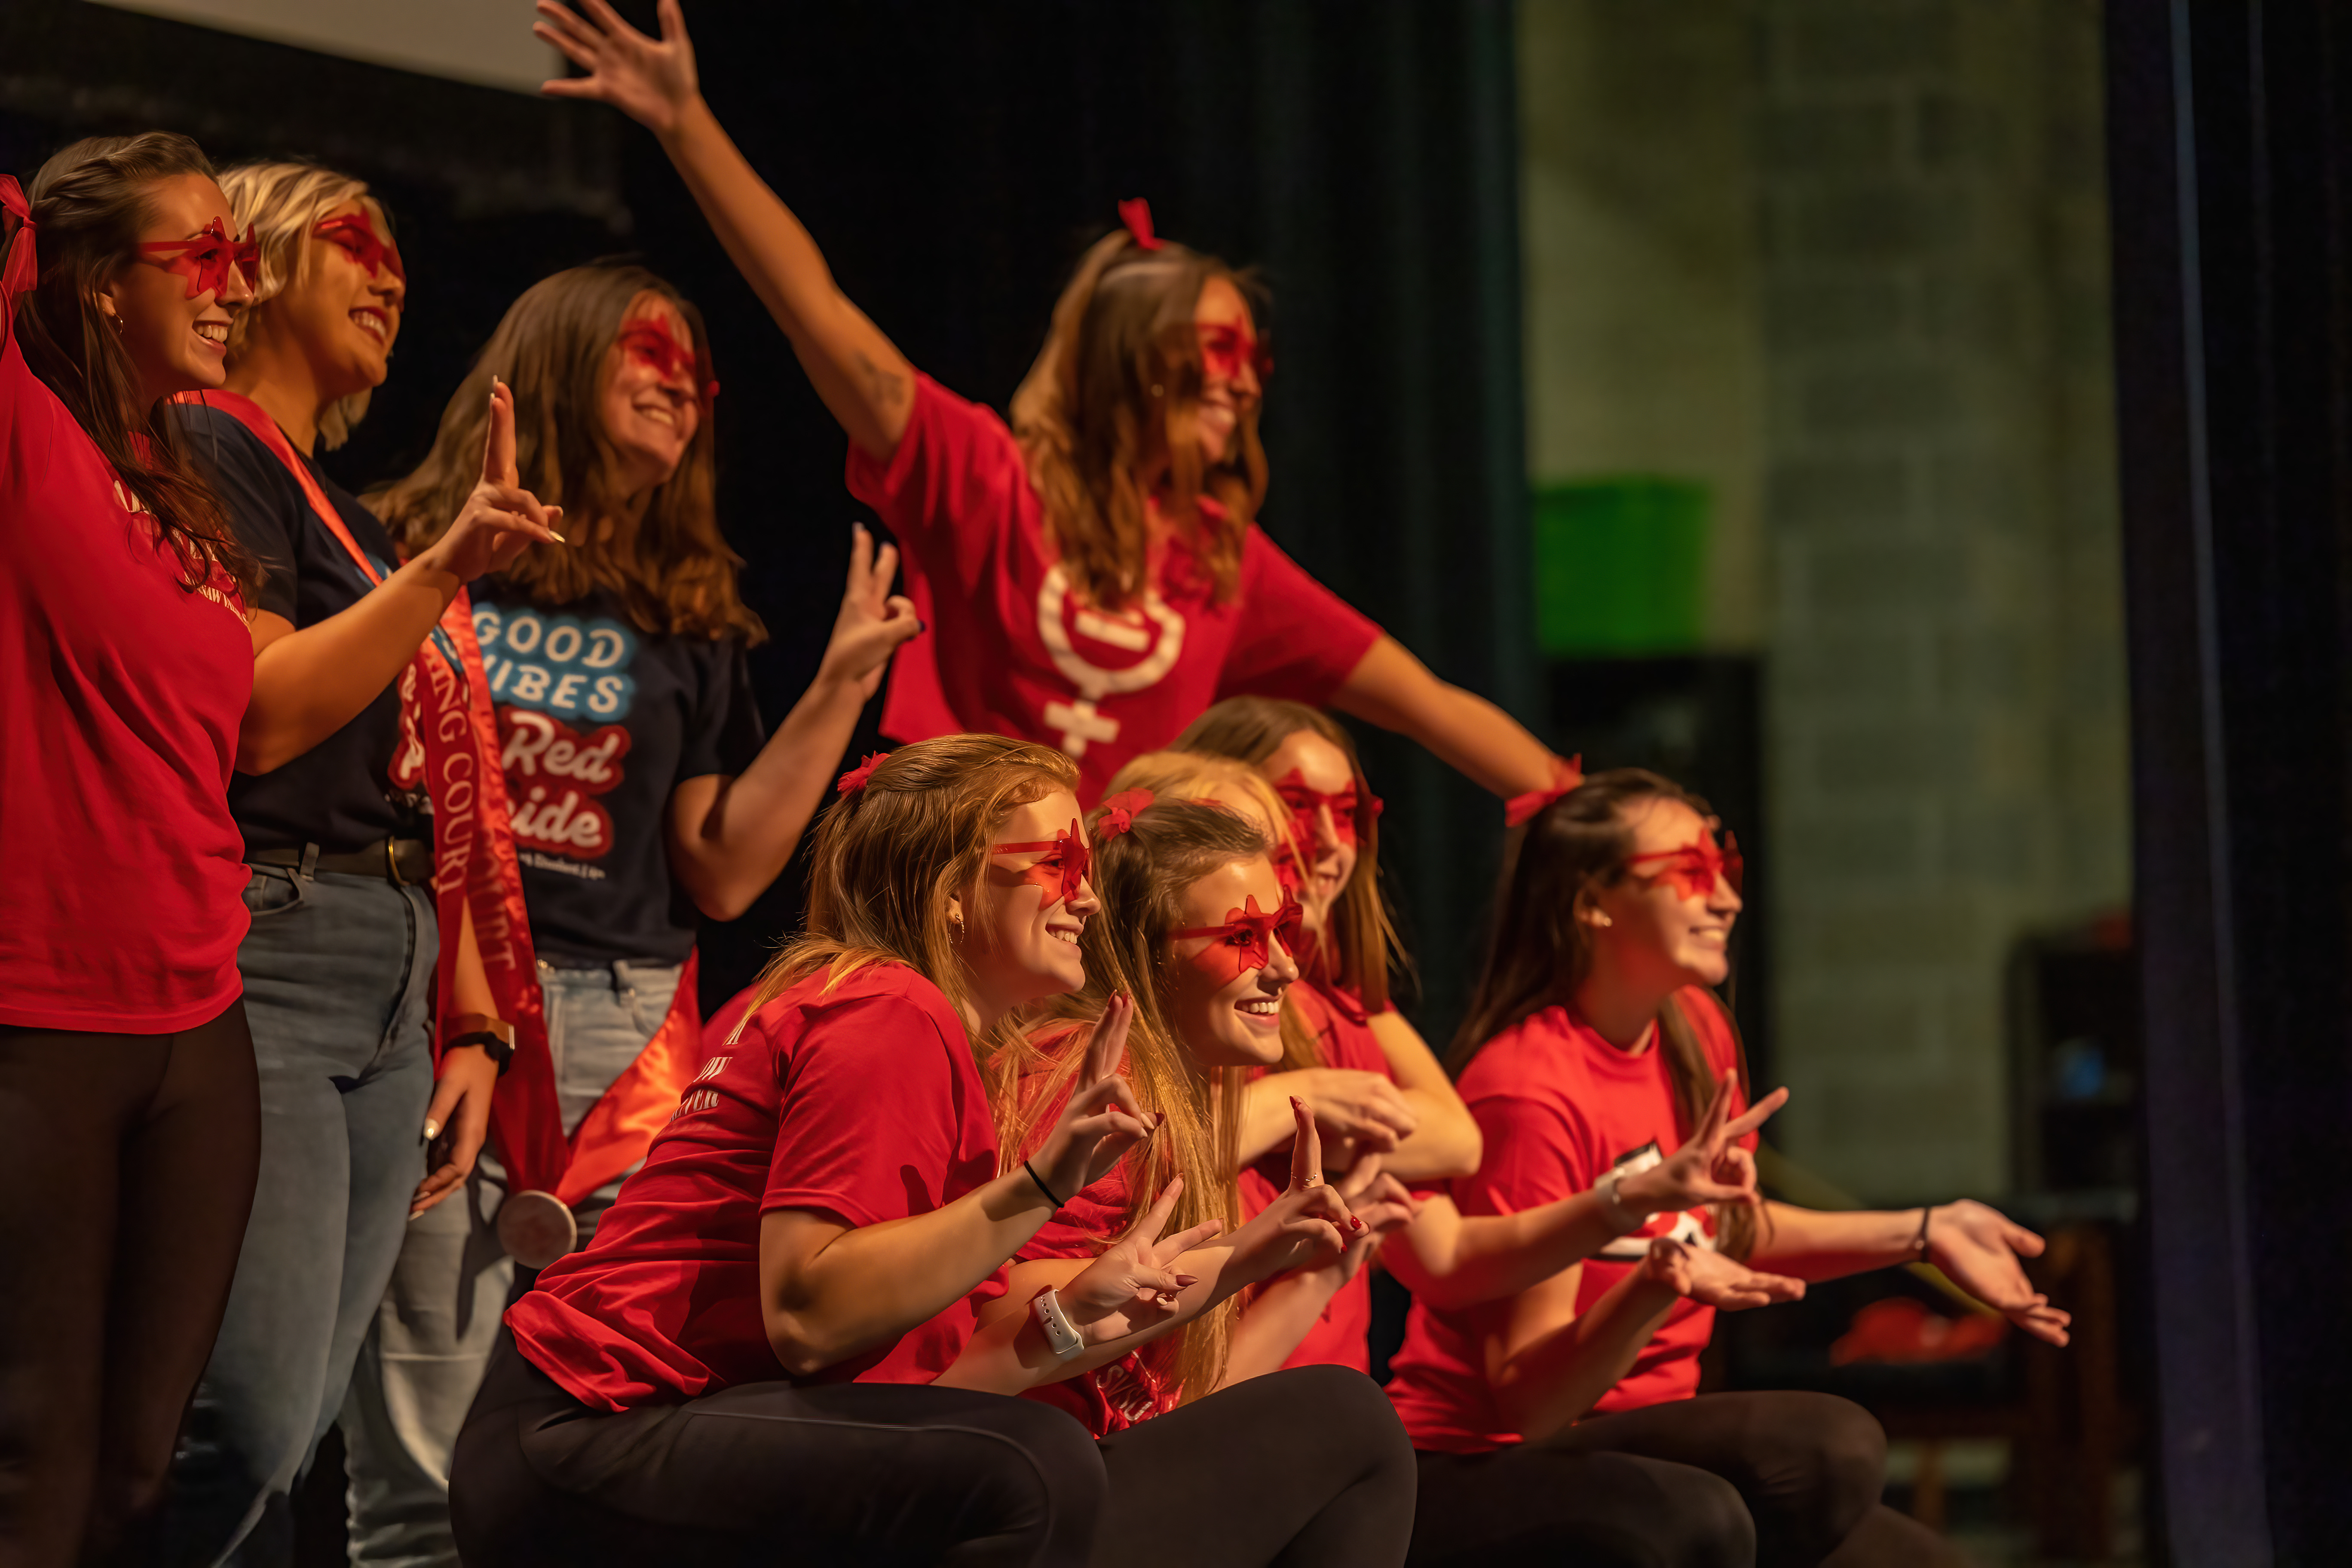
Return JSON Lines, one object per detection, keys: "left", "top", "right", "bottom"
{"left": 241, "top": 866, "right": 307, "bottom": 919}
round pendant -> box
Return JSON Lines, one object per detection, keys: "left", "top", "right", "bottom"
{"left": 497, "top": 1188, "right": 577, "bottom": 1269}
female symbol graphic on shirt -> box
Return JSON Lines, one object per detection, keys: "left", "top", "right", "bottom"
{"left": 1034, "top": 564, "right": 1185, "bottom": 757}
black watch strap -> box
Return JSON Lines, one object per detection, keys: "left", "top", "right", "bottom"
{"left": 444, "top": 1030, "right": 515, "bottom": 1075}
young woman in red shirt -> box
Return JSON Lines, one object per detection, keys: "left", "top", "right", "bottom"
{"left": 456, "top": 736, "right": 1405, "bottom": 1566}
{"left": 1099, "top": 740, "right": 1482, "bottom": 1377}
{"left": 0, "top": 131, "right": 264, "bottom": 1565}
{"left": 990, "top": 796, "right": 1421, "bottom": 1540}
{"left": 351, "top": 258, "right": 919, "bottom": 1566}
{"left": 1382, "top": 769, "right": 2071, "bottom": 1567}
{"left": 530, "top": 0, "right": 1568, "bottom": 805}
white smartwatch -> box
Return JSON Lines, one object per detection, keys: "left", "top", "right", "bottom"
{"left": 1031, "top": 1287, "right": 1086, "bottom": 1360}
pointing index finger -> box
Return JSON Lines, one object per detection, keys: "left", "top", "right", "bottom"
{"left": 1289, "top": 1096, "right": 1323, "bottom": 1191}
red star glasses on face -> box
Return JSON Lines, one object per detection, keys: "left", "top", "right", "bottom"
{"left": 1170, "top": 893, "right": 1306, "bottom": 986}
{"left": 617, "top": 316, "right": 718, "bottom": 409}
{"left": 1627, "top": 830, "right": 1744, "bottom": 902}
{"left": 1196, "top": 322, "right": 1274, "bottom": 383}
{"left": 1271, "top": 768, "right": 1381, "bottom": 855}
{"left": 135, "top": 217, "right": 258, "bottom": 301}
{"left": 313, "top": 211, "right": 404, "bottom": 285}
{"left": 991, "top": 823, "right": 1091, "bottom": 909}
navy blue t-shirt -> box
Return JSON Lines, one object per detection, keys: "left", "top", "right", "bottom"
{"left": 470, "top": 585, "right": 763, "bottom": 965}
{"left": 175, "top": 403, "right": 427, "bottom": 856}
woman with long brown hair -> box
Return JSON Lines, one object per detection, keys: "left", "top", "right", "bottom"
{"left": 529, "top": 0, "right": 1569, "bottom": 805}
{"left": 0, "top": 132, "right": 262, "bottom": 1565}
{"left": 1383, "top": 769, "right": 2067, "bottom": 1566}
{"left": 347, "top": 257, "right": 920, "bottom": 1565}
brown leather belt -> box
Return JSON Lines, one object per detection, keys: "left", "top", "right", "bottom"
{"left": 248, "top": 837, "right": 432, "bottom": 886}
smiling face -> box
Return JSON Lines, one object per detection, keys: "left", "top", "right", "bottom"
{"left": 599, "top": 290, "right": 701, "bottom": 500}
{"left": 958, "top": 790, "right": 1097, "bottom": 1018}
{"left": 253, "top": 196, "right": 405, "bottom": 403}
{"left": 1262, "top": 727, "right": 1359, "bottom": 931}
{"left": 1583, "top": 796, "right": 1743, "bottom": 992}
{"left": 1162, "top": 854, "right": 1297, "bottom": 1068}
{"left": 1191, "top": 273, "right": 1261, "bottom": 468}
{"left": 107, "top": 172, "right": 252, "bottom": 406}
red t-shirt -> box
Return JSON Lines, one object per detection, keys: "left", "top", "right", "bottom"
{"left": 0, "top": 256, "right": 253, "bottom": 1032}
{"left": 845, "top": 375, "right": 1384, "bottom": 800}
{"left": 1384, "top": 989, "right": 1752, "bottom": 1452}
{"left": 1235, "top": 979, "right": 1397, "bottom": 1373}
{"left": 507, "top": 963, "right": 1008, "bottom": 1410}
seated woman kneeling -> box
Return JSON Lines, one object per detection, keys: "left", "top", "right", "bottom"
{"left": 453, "top": 735, "right": 1412, "bottom": 1568}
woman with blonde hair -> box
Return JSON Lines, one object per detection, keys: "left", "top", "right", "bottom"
{"left": 161, "top": 157, "right": 561, "bottom": 1562}
{"left": 456, "top": 736, "right": 1403, "bottom": 1566}
{"left": 530, "top": 0, "right": 1567, "bottom": 805}
{"left": 2, "top": 130, "right": 261, "bottom": 1565}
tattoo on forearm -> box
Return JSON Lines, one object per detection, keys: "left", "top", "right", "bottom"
{"left": 854, "top": 351, "right": 908, "bottom": 410}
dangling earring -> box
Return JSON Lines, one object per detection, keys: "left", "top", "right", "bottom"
{"left": 1593, "top": 911, "right": 1613, "bottom": 927}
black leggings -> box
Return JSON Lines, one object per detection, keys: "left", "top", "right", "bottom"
{"left": 454, "top": 1340, "right": 1415, "bottom": 1568}
{"left": 1411, "top": 1391, "right": 1961, "bottom": 1568}
{"left": 0, "top": 1002, "right": 260, "bottom": 1567}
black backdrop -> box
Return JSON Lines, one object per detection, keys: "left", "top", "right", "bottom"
{"left": 1, "top": 0, "right": 1540, "bottom": 1036}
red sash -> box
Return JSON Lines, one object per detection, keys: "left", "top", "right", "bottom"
{"left": 187, "top": 390, "right": 715, "bottom": 1217}
{"left": 184, "top": 391, "right": 567, "bottom": 1194}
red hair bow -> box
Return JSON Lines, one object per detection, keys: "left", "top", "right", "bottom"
{"left": 1172, "top": 893, "right": 1306, "bottom": 986}
{"left": 1118, "top": 197, "right": 1164, "bottom": 251}
{"left": 836, "top": 751, "right": 889, "bottom": 795}
{"left": 1095, "top": 789, "right": 1154, "bottom": 838}
{"left": 1505, "top": 754, "right": 1586, "bottom": 828}
{"left": 1, "top": 176, "right": 36, "bottom": 300}
{"left": 993, "top": 822, "right": 1091, "bottom": 908}
{"left": 1628, "top": 830, "right": 1744, "bottom": 901}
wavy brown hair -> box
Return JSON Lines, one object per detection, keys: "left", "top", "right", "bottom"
{"left": 730, "top": 735, "right": 1077, "bottom": 1063}
{"left": 1450, "top": 767, "right": 1757, "bottom": 1260}
{"left": 1172, "top": 696, "right": 1404, "bottom": 1012}
{"left": 9, "top": 133, "right": 260, "bottom": 601}
{"left": 370, "top": 260, "right": 759, "bottom": 642}
{"left": 1001, "top": 798, "right": 1270, "bottom": 1405}
{"left": 1009, "top": 226, "right": 1267, "bottom": 612}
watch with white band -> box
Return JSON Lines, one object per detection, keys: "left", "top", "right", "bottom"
{"left": 1594, "top": 1169, "right": 1646, "bottom": 1235}
{"left": 1031, "top": 1287, "right": 1086, "bottom": 1360}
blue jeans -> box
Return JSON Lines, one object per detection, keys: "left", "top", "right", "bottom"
{"left": 162, "top": 865, "right": 438, "bottom": 1567}
{"left": 343, "top": 958, "right": 680, "bottom": 1568}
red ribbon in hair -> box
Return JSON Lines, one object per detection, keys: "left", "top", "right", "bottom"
{"left": 836, "top": 751, "right": 889, "bottom": 796}
{"left": 1118, "top": 198, "right": 1164, "bottom": 251}
{"left": 1094, "top": 788, "right": 1154, "bottom": 838}
{"left": 1505, "top": 753, "right": 1586, "bottom": 828}
{"left": 1, "top": 176, "right": 37, "bottom": 301}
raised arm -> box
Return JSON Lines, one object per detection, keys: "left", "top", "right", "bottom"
{"left": 668, "top": 524, "right": 919, "bottom": 920}
{"left": 537, "top": 0, "right": 917, "bottom": 460}
{"left": 1330, "top": 636, "right": 1557, "bottom": 799}
{"left": 241, "top": 382, "right": 558, "bottom": 772}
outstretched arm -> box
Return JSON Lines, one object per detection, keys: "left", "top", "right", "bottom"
{"left": 1747, "top": 1199, "right": 2072, "bottom": 1345}
{"left": 1330, "top": 636, "right": 1556, "bottom": 799}
{"left": 668, "top": 525, "right": 919, "bottom": 920}
{"left": 537, "top": 0, "right": 916, "bottom": 459}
